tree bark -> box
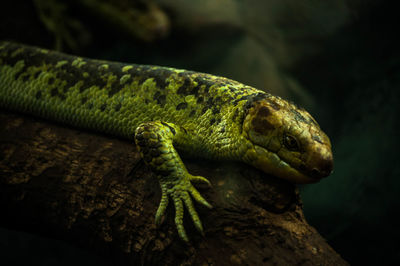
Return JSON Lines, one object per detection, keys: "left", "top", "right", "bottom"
{"left": 0, "top": 110, "right": 347, "bottom": 265}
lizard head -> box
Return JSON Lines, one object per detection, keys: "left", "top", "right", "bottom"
{"left": 242, "top": 96, "right": 333, "bottom": 184}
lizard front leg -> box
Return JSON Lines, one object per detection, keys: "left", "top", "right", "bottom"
{"left": 134, "top": 121, "right": 212, "bottom": 242}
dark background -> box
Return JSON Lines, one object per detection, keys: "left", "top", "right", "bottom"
{"left": 1, "top": 0, "right": 399, "bottom": 265}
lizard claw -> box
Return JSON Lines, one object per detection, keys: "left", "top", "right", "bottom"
{"left": 155, "top": 186, "right": 169, "bottom": 226}
{"left": 156, "top": 175, "right": 212, "bottom": 242}
{"left": 189, "top": 174, "right": 213, "bottom": 188}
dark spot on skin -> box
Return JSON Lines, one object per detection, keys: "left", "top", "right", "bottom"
{"left": 243, "top": 92, "right": 271, "bottom": 110}
{"left": 161, "top": 122, "right": 176, "bottom": 135}
{"left": 175, "top": 86, "right": 185, "bottom": 95}
{"left": 235, "top": 95, "right": 251, "bottom": 105}
{"left": 9, "top": 65, "right": 27, "bottom": 81}
{"left": 269, "top": 101, "right": 280, "bottom": 110}
{"left": 157, "top": 95, "right": 166, "bottom": 106}
{"left": 35, "top": 91, "right": 42, "bottom": 99}
{"left": 312, "top": 135, "right": 323, "bottom": 144}
{"left": 33, "top": 70, "right": 41, "bottom": 79}
{"left": 14, "top": 69, "right": 26, "bottom": 80}
{"left": 232, "top": 109, "right": 239, "bottom": 121}
{"left": 233, "top": 95, "right": 251, "bottom": 104}
{"left": 252, "top": 118, "right": 275, "bottom": 133}
{"left": 50, "top": 88, "right": 58, "bottom": 97}
{"left": 292, "top": 109, "right": 309, "bottom": 124}
{"left": 153, "top": 91, "right": 166, "bottom": 106}
{"left": 154, "top": 75, "right": 168, "bottom": 88}
{"left": 142, "top": 68, "right": 171, "bottom": 88}
{"left": 100, "top": 103, "right": 107, "bottom": 112}
{"left": 210, "top": 118, "right": 216, "bottom": 125}
{"left": 81, "top": 96, "right": 88, "bottom": 104}
{"left": 79, "top": 86, "right": 88, "bottom": 92}
{"left": 194, "top": 76, "right": 214, "bottom": 93}
{"left": 257, "top": 106, "right": 271, "bottom": 117}
{"left": 55, "top": 68, "right": 78, "bottom": 89}
{"left": 108, "top": 82, "right": 122, "bottom": 97}
{"left": 190, "top": 85, "right": 200, "bottom": 96}
{"left": 63, "top": 86, "right": 69, "bottom": 93}
{"left": 115, "top": 103, "right": 122, "bottom": 112}
{"left": 177, "top": 78, "right": 192, "bottom": 95}
{"left": 131, "top": 67, "right": 170, "bottom": 90}
{"left": 176, "top": 102, "right": 188, "bottom": 110}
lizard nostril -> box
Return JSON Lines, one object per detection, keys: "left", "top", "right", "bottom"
{"left": 310, "top": 156, "right": 333, "bottom": 179}
{"left": 311, "top": 168, "right": 321, "bottom": 178}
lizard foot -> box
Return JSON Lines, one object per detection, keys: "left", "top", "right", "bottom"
{"left": 135, "top": 121, "right": 212, "bottom": 242}
{"left": 155, "top": 173, "right": 212, "bottom": 242}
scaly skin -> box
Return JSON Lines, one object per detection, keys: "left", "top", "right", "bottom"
{"left": 0, "top": 42, "right": 333, "bottom": 242}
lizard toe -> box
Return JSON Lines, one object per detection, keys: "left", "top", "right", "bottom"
{"left": 189, "top": 174, "right": 212, "bottom": 188}
{"left": 155, "top": 189, "right": 169, "bottom": 226}
{"left": 173, "top": 196, "right": 189, "bottom": 242}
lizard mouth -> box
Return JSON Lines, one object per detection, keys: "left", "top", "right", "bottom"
{"left": 244, "top": 144, "right": 318, "bottom": 184}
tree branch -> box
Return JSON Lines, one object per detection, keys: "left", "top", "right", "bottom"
{"left": 0, "top": 110, "right": 347, "bottom": 265}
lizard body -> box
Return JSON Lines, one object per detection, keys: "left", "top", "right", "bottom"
{"left": 0, "top": 42, "right": 333, "bottom": 241}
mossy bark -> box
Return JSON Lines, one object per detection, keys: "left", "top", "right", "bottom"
{"left": 0, "top": 110, "right": 347, "bottom": 265}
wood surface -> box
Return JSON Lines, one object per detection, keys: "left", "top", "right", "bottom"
{"left": 0, "top": 110, "right": 347, "bottom": 265}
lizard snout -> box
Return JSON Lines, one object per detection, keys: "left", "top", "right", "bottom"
{"left": 309, "top": 152, "right": 333, "bottom": 179}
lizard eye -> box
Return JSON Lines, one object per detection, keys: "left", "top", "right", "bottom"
{"left": 283, "top": 134, "right": 300, "bottom": 151}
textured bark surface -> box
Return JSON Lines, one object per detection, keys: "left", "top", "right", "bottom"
{"left": 0, "top": 110, "right": 347, "bottom": 265}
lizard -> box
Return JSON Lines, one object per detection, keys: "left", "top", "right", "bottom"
{"left": 0, "top": 41, "right": 333, "bottom": 242}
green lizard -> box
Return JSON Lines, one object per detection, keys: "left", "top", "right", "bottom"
{"left": 0, "top": 42, "right": 333, "bottom": 242}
